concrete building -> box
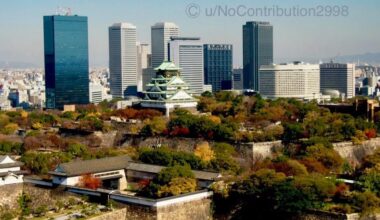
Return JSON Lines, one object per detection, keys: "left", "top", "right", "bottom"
{"left": 320, "top": 62, "right": 356, "bottom": 99}
{"left": 259, "top": 62, "right": 320, "bottom": 99}
{"left": 44, "top": 15, "right": 89, "bottom": 109}
{"left": 169, "top": 37, "right": 204, "bottom": 95}
{"left": 109, "top": 23, "right": 137, "bottom": 98}
{"left": 151, "top": 22, "right": 179, "bottom": 68}
{"left": 243, "top": 21, "right": 273, "bottom": 91}
{"left": 203, "top": 44, "right": 233, "bottom": 92}
{"left": 50, "top": 155, "right": 131, "bottom": 190}
{"left": 233, "top": 68, "right": 244, "bottom": 90}
{"left": 137, "top": 43, "right": 151, "bottom": 92}
{"left": 89, "top": 83, "right": 103, "bottom": 104}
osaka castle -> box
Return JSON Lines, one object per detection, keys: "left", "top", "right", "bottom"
{"left": 141, "top": 61, "right": 198, "bottom": 116}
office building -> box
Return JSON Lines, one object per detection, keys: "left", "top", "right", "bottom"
{"left": 137, "top": 43, "right": 151, "bottom": 92}
{"left": 233, "top": 68, "right": 244, "bottom": 90}
{"left": 203, "top": 44, "right": 233, "bottom": 92}
{"left": 243, "top": 21, "right": 273, "bottom": 91}
{"left": 89, "top": 83, "right": 103, "bottom": 104}
{"left": 259, "top": 62, "right": 320, "bottom": 99}
{"left": 44, "top": 15, "right": 89, "bottom": 109}
{"left": 151, "top": 22, "right": 179, "bottom": 68}
{"left": 109, "top": 23, "right": 137, "bottom": 98}
{"left": 169, "top": 37, "right": 204, "bottom": 95}
{"left": 320, "top": 62, "right": 355, "bottom": 99}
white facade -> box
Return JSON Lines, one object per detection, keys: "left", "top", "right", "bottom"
{"left": 0, "top": 156, "right": 24, "bottom": 186}
{"left": 259, "top": 62, "right": 320, "bottom": 99}
{"left": 151, "top": 22, "right": 179, "bottom": 68}
{"left": 320, "top": 63, "right": 355, "bottom": 99}
{"left": 89, "top": 83, "right": 103, "bottom": 104}
{"left": 169, "top": 37, "right": 204, "bottom": 95}
{"left": 137, "top": 43, "right": 151, "bottom": 92}
{"left": 109, "top": 23, "right": 137, "bottom": 98}
{"left": 52, "top": 169, "right": 127, "bottom": 190}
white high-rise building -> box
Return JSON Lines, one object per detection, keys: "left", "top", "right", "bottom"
{"left": 169, "top": 37, "right": 204, "bottom": 95}
{"left": 109, "top": 23, "right": 137, "bottom": 98}
{"left": 89, "top": 83, "right": 103, "bottom": 104}
{"left": 320, "top": 62, "right": 355, "bottom": 99}
{"left": 137, "top": 43, "right": 151, "bottom": 92}
{"left": 259, "top": 62, "right": 320, "bottom": 99}
{"left": 151, "top": 22, "right": 179, "bottom": 68}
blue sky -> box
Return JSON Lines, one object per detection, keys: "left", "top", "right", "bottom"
{"left": 0, "top": 0, "right": 379, "bottom": 67}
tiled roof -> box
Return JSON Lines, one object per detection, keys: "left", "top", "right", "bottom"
{"left": 154, "top": 61, "right": 181, "bottom": 71}
{"left": 127, "top": 162, "right": 221, "bottom": 181}
{"left": 49, "top": 155, "right": 131, "bottom": 177}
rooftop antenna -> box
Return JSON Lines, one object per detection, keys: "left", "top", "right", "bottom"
{"left": 55, "top": 6, "right": 72, "bottom": 16}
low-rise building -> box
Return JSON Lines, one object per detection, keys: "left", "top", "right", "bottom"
{"left": 0, "top": 155, "right": 26, "bottom": 186}
{"left": 49, "top": 155, "right": 131, "bottom": 190}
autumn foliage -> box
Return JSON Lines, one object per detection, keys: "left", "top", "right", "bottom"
{"left": 79, "top": 174, "right": 101, "bottom": 189}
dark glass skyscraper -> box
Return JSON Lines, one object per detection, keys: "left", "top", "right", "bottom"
{"left": 243, "top": 21, "right": 273, "bottom": 91}
{"left": 203, "top": 44, "right": 233, "bottom": 92}
{"left": 44, "top": 15, "right": 89, "bottom": 109}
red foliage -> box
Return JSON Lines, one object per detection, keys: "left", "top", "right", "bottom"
{"left": 334, "top": 183, "right": 349, "bottom": 197}
{"left": 137, "top": 179, "right": 150, "bottom": 188}
{"left": 364, "top": 128, "right": 377, "bottom": 139}
{"left": 170, "top": 126, "right": 190, "bottom": 136}
{"left": 114, "top": 108, "right": 162, "bottom": 120}
{"left": 79, "top": 174, "right": 102, "bottom": 189}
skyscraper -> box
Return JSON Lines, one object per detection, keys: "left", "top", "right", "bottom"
{"left": 203, "top": 44, "right": 233, "bottom": 92}
{"left": 137, "top": 43, "right": 151, "bottom": 92}
{"left": 243, "top": 21, "right": 273, "bottom": 91}
{"left": 320, "top": 62, "right": 355, "bottom": 99}
{"left": 169, "top": 37, "right": 204, "bottom": 95}
{"left": 151, "top": 22, "right": 179, "bottom": 68}
{"left": 44, "top": 15, "right": 89, "bottom": 109}
{"left": 109, "top": 23, "right": 137, "bottom": 98}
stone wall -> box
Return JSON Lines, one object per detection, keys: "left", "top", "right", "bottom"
{"left": 122, "top": 136, "right": 205, "bottom": 152}
{"left": 0, "top": 183, "right": 23, "bottom": 209}
{"left": 23, "top": 184, "right": 74, "bottom": 210}
{"left": 112, "top": 196, "right": 212, "bottom": 220}
{"left": 333, "top": 138, "right": 380, "bottom": 166}
{"left": 89, "top": 208, "right": 127, "bottom": 220}
{"left": 157, "top": 198, "right": 212, "bottom": 220}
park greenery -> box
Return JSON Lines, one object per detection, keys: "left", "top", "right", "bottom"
{"left": 1, "top": 92, "right": 380, "bottom": 217}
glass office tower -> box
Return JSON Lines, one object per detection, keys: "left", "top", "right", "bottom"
{"left": 44, "top": 15, "right": 89, "bottom": 109}
{"left": 203, "top": 44, "right": 233, "bottom": 92}
{"left": 243, "top": 21, "right": 273, "bottom": 91}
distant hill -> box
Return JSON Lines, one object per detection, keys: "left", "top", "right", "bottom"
{"left": 0, "top": 61, "right": 40, "bottom": 69}
{"left": 335, "top": 52, "right": 380, "bottom": 65}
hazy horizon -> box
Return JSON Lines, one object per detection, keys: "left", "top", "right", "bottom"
{"left": 1, "top": 0, "right": 379, "bottom": 68}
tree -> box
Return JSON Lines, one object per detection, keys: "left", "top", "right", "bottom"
{"left": 79, "top": 174, "right": 101, "bottom": 189}
{"left": 194, "top": 142, "right": 215, "bottom": 162}
{"left": 359, "top": 164, "right": 380, "bottom": 196}
{"left": 139, "top": 165, "right": 196, "bottom": 198}
{"left": 1, "top": 123, "right": 19, "bottom": 134}
{"left": 67, "top": 143, "right": 89, "bottom": 158}
{"left": 282, "top": 123, "right": 304, "bottom": 143}
{"left": 157, "top": 177, "right": 197, "bottom": 197}
{"left": 305, "top": 144, "right": 343, "bottom": 172}
{"left": 352, "top": 191, "right": 380, "bottom": 215}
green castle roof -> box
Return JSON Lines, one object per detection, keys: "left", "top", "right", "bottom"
{"left": 154, "top": 61, "right": 181, "bottom": 71}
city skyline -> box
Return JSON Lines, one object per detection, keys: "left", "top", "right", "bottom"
{"left": 1, "top": 0, "right": 379, "bottom": 68}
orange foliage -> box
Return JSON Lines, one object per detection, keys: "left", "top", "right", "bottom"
{"left": 79, "top": 174, "right": 101, "bottom": 189}
{"left": 299, "top": 158, "right": 329, "bottom": 175}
